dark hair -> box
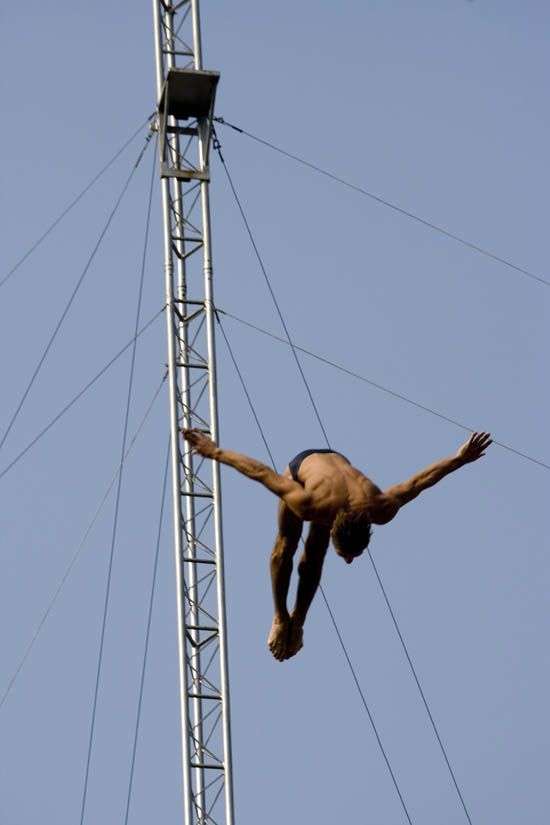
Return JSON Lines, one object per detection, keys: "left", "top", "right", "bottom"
{"left": 331, "top": 508, "right": 372, "bottom": 557}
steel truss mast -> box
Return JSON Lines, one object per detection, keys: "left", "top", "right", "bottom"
{"left": 152, "top": 2, "right": 234, "bottom": 823}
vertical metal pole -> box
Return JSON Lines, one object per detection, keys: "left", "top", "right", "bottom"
{"left": 191, "top": 0, "right": 204, "bottom": 69}
{"left": 191, "top": 3, "right": 235, "bottom": 815}
{"left": 199, "top": 157, "right": 235, "bottom": 825}
{"left": 152, "top": 4, "right": 193, "bottom": 822}
{"left": 192, "top": 7, "right": 234, "bottom": 820}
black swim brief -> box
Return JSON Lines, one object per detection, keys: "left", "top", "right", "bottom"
{"left": 288, "top": 449, "right": 350, "bottom": 482}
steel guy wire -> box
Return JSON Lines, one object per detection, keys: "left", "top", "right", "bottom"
{"left": 124, "top": 435, "right": 171, "bottom": 825}
{"left": 318, "top": 586, "right": 413, "bottom": 825}
{"left": 0, "top": 308, "right": 164, "bottom": 482}
{"left": 219, "top": 309, "right": 549, "bottom": 472}
{"left": 215, "top": 312, "right": 275, "bottom": 466}
{"left": 79, "top": 142, "right": 156, "bottom": 825}
{"left": 213, "top": 132, "right": 330, "bottom": 448}
{"left": 214, "top": 116, "right": 548, "bottom": 289}
{"left": 0, "top": 371, "right": 167, "bottom": 711}
{"left": 0, "top": 130, "right": 155, "bottom": 455}
{"left": 1, "top": 115, "right": 155, "bottom": 290}
{"left": 366, "top": 549, "right": 473, "bottom": 825}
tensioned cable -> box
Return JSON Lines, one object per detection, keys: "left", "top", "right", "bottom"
{"left": 79, "top": 141, "right": 156, "bottom": 825}
{"left": 213, "top": 132, "right": 330, "bottom": 447}
{"left": 214, "top": 116, "right": 548, "bottom": 289}
{"left": 317, "top": 587, "right": 415, "bottom": 822}
{"left": 219, "top": 310, "right": 549, "bottom": 472}
{"left": 0, "top": 308, "right": 163, "bottom": 482}
{"left": 365, "top": 550, "right": 473, "bottom": 824}
{"left": 124, "top": 435, "right": 170, "bottom": 825}
{"left": 215, "top": 314, "right": 277, "bottom": 463}
{"left": 1, "top": 114, "right": 155, "bottom": 290}
{"left": 216, "top": 314, "right": 412, "bottom": 825}
{"left": 217, "top": 146, "right": 476, "bottom": 824}
{"left": 0, "top": 131, "right": 155, "bottom": 455}
{"left": 0, "top": 371, "right": 167, "bottom": 712}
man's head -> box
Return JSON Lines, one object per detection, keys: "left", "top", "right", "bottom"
{"left": 331, "top": 508, "right": 372, "bottom": 564}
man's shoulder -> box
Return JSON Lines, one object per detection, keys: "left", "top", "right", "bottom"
{"left": 283, "top": 486, "right": 316, "bottom": 518}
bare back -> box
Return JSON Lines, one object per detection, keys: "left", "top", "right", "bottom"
{"left": 284, "top": 452, "right": 398, "bottom": 525}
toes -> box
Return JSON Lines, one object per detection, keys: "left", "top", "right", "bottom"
{"left": 268, "top": 638, "right": 287, "bottom": 661}
{"left": 268, "top": 619, "right": 294, "bottom": 661}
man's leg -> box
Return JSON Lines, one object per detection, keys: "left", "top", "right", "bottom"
{"left": 268, "top": 498, "right": 303, "bottom": 661}
{"left": 287, "top": 522, "right": 331, "bottom": 658}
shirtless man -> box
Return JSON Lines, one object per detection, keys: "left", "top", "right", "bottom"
{"left": 182, "top": 428, "right": 492, "bottom": 662}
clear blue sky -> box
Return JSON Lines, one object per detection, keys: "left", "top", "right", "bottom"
{"left": 1, "top": 2, "right": 548, "bottom": 823}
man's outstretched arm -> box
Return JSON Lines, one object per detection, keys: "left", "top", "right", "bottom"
{"left": 384, "top": 432, "right": 492, "bottom": 507}
{"left": 182, "top": 428, "right": 300, "bottom": 499}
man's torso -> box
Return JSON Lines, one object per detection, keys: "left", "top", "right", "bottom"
{"left": 284, "top": 451, "right": 395, "bottom": 524}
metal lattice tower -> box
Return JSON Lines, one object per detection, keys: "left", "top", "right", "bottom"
{"left": 152, "top": 3, "right": 234, "bottom": 823}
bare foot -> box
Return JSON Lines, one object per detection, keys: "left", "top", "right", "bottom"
{"left": 268, "top": 616, "right": 290, "bottom": 661}
{"left": 287, "top": 617, "right": 304, "bottom": 659}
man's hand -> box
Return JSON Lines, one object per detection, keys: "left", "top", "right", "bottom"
{"left": 181, "top": 428, "right": 219, "bottom": 459}
{"left": 455, "top": 432, "right": 492, "bottom": 464}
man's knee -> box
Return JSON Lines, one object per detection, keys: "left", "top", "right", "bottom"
{"left": 271, "top": 533, "right": 299, "bottom": 562}
{"left": 277, "top": 520, "right": 302, "bottom": 548}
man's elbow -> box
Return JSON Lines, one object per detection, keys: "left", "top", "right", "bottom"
{"left": 373, "top": 504, "right": 400, "bottom": 525}
{"left": 373, "top": 492, "right": 404, "bottom": 523}
{"left": 378, "top": 487, "right": 425, "bottom": 521}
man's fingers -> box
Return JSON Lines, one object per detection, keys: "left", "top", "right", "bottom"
{"left": 468, "top": 432, "right": 492, "bottom": 459}
{"left": 471, "top": 432, "right": 492, "bottom": 448}
{"left": 460, "top": 431, "right": 492, "bottom": 462}
{"left": 477, "top": 433, "right": 492, "bottom": 447}
{"left": 181, "top": 427, "right": 205, "bottom": 443}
